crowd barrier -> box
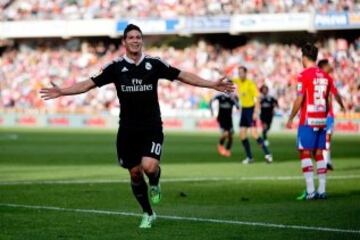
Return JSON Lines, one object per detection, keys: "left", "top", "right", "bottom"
{"left": 1, "top": 113, "right": 359, "bottom": 134}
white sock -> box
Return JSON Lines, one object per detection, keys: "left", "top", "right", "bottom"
{"left": 318, "top": 174, "right": 326, "bottom": 194}
{"left": 324, "top": 134, "right": 332, "bottom": 164}
{"left": 304, "top": 171, "right": 315, "bottom": 193}
{"left": 327, "top": 150, "right": 332, "bottom": 165}
{"left": 323, "top": 150, "right": 328, "bottom": 164}
{"left": 302, "top": 157, "right": 315, "bottom": 193}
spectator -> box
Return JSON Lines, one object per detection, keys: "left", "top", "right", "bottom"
{"left": 0, "top": 38, "right": 358, "bottom": 116}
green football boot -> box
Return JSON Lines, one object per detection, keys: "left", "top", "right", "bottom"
{"left": 139, "top": 212, "right": 156, "bottom": 228}
{"left": 150, "top": 184, "right": 161, "bottom": 204}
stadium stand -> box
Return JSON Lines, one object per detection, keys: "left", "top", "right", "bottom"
{"left": 1, "top": 0, "right": 359, "bottom": 20}
{"left": 1, "top": 37, "right": 358, "bottom": 115}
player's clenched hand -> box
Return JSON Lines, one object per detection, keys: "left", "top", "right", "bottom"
{"left": 40, "top": 82, "right": 63, "bottom": 100}
{"left": 213, "top": 77, "right": 235, "bottom": 93}
{"left": 285, "top": 119, "right": 293, "bottom": 129}
{"left": 252, "top": 112, "right": 257, "bottom": 121}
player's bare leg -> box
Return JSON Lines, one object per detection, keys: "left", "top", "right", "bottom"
{"left": 143, "top": 157, "right": 161, "bottom": 205}
{"left": 129, "top": 165, "right": 156, "bottom": 228}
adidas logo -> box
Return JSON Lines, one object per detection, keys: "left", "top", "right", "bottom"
{"left": 121, "top": 67, "right": 128, "bottom": 72}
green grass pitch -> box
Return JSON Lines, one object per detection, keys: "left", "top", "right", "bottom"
{"left": 0, "top": 128, "right": 359, "bottom": 240}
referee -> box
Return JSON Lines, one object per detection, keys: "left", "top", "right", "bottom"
{"left": 40, "top": 24, "right": 234, "bottom": 228}
{"left": 232, "top": 66, "right": 272, "bottom": 164}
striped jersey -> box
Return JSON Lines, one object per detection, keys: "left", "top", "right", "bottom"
{"left": 297, "top": 67, "right": 336, "bottom": 128}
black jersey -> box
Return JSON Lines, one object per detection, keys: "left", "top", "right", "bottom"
{"left": 91, "top": 54, "right": 180, "bottom": 129}
{"left": 260, "top": 95, "right": 278, "bottom": 117}
{"left": 210, "top": 93, "right": 239, "bottom": 121}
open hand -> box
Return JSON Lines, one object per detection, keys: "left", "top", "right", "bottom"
{"left": 40, "top": 82, "right": 63, "bottom": 100}
{"left": 213, "top": 77, "right": 235, "bottom": 93}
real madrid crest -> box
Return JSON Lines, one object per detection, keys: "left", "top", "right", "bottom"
{"left": 145, "top": 62, "right": 152, "bottom": 70}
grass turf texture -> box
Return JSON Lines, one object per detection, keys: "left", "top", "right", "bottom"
{"left": 0, "top": 128, "right": 359, "bottom": 240}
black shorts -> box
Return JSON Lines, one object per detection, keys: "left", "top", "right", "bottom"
{"left": 260, "top": 114, "right": 273, "bottom": 127}
{"left": 218, "top": 117, "right": 233, "bottom": 133}
{"left": 116, "top": 127, "right": 164, "bottom": 169}
{"left": 240, "top": 107, "right": 256, "bottom": 127}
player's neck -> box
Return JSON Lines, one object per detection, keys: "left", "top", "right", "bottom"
{"left": 126, "top": 51, "right": 143, "bottom": 64}
{"left": 304, "top": 61, "right": 316, "bottom": 69}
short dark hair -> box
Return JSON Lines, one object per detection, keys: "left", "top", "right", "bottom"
{"left": 317, "top": 59, "right": 329, "bottom": 69}
{"left": 238, "top": 66, "right": 247, "bottom": 73}
{"left": 260, "top": 85, "right": 269, "bottom": 92}
{"left": 123, "top": 24, "right": 143, "bottom": 39}
{"left": 301, "top": 43, "right": 318, "bottom": 62}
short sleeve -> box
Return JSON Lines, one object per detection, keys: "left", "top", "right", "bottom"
{"left": 272, "top": 97, "right": 278, "bottom": 107}
{"left": 91, "top": 61, "right": 117, "bottom": 87}
{"left": 297, "top": 73, "right": 305, "bottom": 96}
{"left": 156, "top": 58, "right": 180, "bottom": 80}
{"left": 251, "top": 82, "right": 259, "bottom": 98}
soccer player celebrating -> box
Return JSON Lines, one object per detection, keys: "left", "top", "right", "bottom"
{"left": 287, "top": 44, "right": 335, "bottom": 200}
{"left": 209, "top": 92, "right": 240, "bottom": 157}
{"left": 259, "top": 85, "right": 278, "bottom": 146}
{"left": 40, "top": 24, "right": 234, "bottom": 228}
{"left": 232, "top": 66, "right": 272, "bottom": 164}
{"left": 317, "top": 59, "right": 346, "bottom": 170}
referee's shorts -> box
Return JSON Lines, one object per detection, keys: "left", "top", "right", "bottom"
{"left": 240, "top": 107, "right": 256, "bottom": 128}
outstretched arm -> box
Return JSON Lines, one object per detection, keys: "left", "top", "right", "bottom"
{"left": 286, "top": 95, "right": 304, "bottom": 128}
{"left": 40, "top": 79, "right": 96, "bottom": 100}
{"left": 176, "top": 71, "right": 234, "bottom": 93}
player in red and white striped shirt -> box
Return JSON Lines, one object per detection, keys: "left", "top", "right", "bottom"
{"left": 287, "top": 43, "right": 334, "bottom": 200}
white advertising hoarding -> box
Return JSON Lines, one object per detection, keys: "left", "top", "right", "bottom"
{"left": 230, "top": 13, "right": 312, "bottom": 33}
{"left": 0, "top": 19, "right": 116, "bottom": 38}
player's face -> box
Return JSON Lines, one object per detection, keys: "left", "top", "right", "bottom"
{"left": 123, "top": 30, "right": 143, "bottom": 54}
{"left": 301, "top": 56, "right": 306, "bottom": 68}
{"left": 238, "top": 68, "right": 246, "bottom": 80}
{"left": 261, "top": 87, "right": 268, "bottom": 95}
{"left": 323, "top": 64, "right": 333, "bottom": 74}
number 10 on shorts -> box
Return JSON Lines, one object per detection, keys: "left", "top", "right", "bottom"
{"left": 151, "top": 142, "right": 162, "bottom": 155}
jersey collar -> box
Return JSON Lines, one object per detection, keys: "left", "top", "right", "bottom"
{"left": 123, "top": 52, "right": 145, "bottom": 66}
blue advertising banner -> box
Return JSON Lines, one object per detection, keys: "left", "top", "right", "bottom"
{"left": 184, "top": 16, "right": 230, "bottom": 33}
{"left": 116, "top": 19, "right": 179, "bottom": 34}
{"left": 314, "top": 12, "right": 349, "bottom": 29}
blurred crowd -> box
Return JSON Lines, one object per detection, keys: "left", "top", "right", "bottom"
{"left": 1, "top": 0, "right": 359, "bottom": 21}
{"left": 0, "top": 37, "right": 359, "bottom": 117}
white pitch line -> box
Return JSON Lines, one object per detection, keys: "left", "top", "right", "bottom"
{"left": 0, "top": 175, "right": 359, "bottom": 186}
{"left": 0, "top": 134, "right": 18, "bottom": 141}
{"left": 1, "top": 203, "right": 359, "bottom": 234}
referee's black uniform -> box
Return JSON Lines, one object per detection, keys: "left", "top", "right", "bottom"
{"left": 91, "top": 54, "right": 180, "bottom": 169}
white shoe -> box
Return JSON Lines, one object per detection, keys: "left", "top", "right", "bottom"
{"left": 265, "top": 154, "right": 273, "bottom": 163}
{"left": 242, "top": 158, "right": 254, "bottom": 164}
{"left": 139, "top": 212, "right": 156, "bottom": 228}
